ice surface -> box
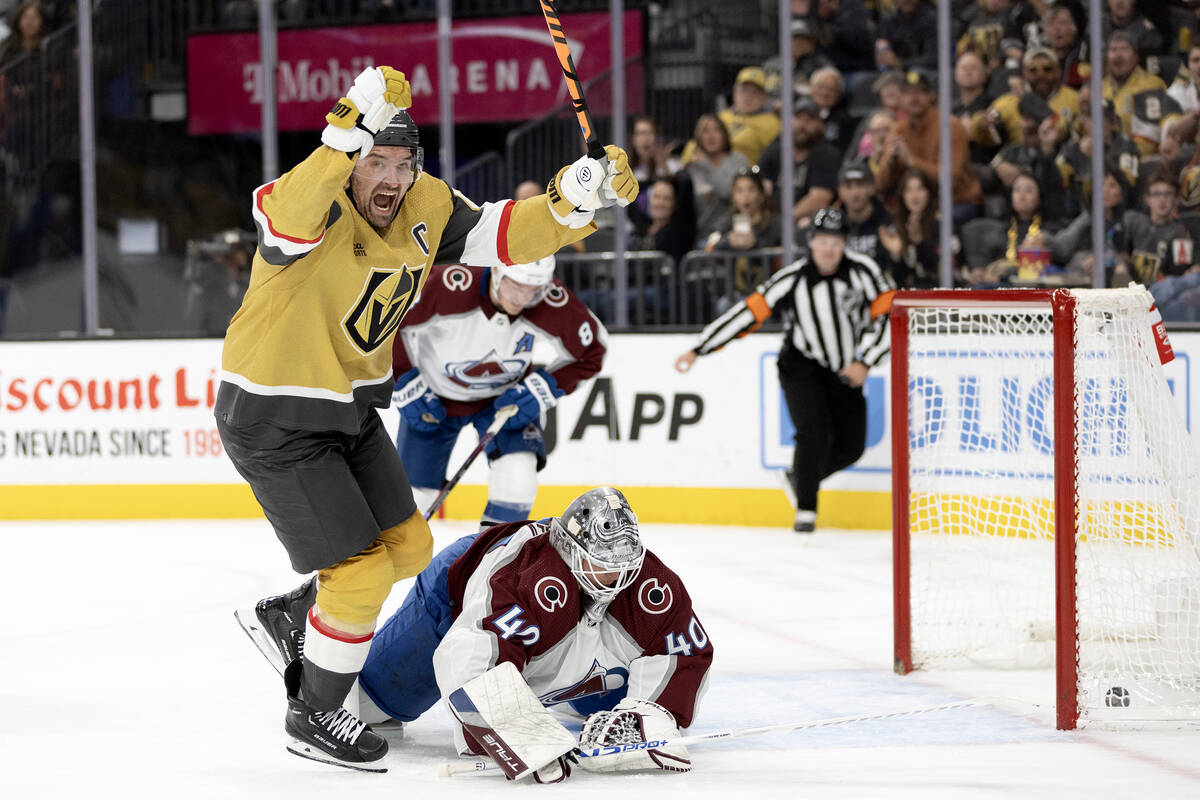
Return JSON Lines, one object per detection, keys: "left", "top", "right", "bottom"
{"left": 2, "top": 518, "right": 1197, "bottom": 798}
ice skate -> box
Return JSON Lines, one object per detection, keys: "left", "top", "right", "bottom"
{"left": 793, "top": 509, "right": 816, "bottom": 534}
{"left": 234, "top": 577, "right": 316, "bottom": 676}
{"left": 283, "top": 661, "right": 388, "bottom": 772}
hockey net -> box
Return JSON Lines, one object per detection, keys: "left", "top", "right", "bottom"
{"left": 890, "top": 287, "right": 1200, "bottom": 729}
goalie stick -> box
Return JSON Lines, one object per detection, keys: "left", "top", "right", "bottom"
{"left": 423, "top": 404, "right": 518, "bottom": 520}
{"left": 437, "top": 698, "right": 994, "bottom": 777}
{"left": 539, "top": 0, "right": 606, "bottom": 161}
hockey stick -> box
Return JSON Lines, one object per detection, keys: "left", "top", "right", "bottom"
{"left": 423, "top": 404, "right": 519, "bottom": 520}
{"left": 539, "top": 0, "right": 606, "bottom": 161}
{"left": 438, "top": 698, "right": 994, "bottom": 777}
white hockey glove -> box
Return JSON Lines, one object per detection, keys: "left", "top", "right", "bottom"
{"left": 546, "top": 152, "right": 608, "bottom": 228}
{"left": 577, "top": 698, "right": 691, "bottom": 773}
{"left": 322, "top": 66, "right": 411, "bottom": 158}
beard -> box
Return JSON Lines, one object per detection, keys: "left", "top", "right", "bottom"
{"left": 794, "top": 128, "right": 823, "bottom": 150}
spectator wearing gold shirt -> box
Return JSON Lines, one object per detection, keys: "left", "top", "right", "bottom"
{"left": 682, "top": 66, "right": 781, "bottom": 168}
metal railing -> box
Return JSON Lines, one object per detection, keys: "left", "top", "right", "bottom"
{"left": 552, "top": 246, "right": 790, "bottom": 330}
{"left": 0, "top": 24, "right": 80, "bottom": 190}
{"left": 677, "top": 247, "right": 785, "bottom": 326}
{"left": 453, "top": 150, "right": 507, "bottom": 204}
{"left": 555, "top": 249, "right": 677, "bottom": 330}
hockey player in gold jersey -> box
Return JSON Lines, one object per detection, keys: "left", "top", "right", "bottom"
{"left": 220, "top": 65, "right": 637, "bottom": 772}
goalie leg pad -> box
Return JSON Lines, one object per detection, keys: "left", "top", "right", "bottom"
{"left": 578, "top": 698, "right": 692, "bottom": 773}
{"left": 445, "top": 662, "right": 576, "bottom": 781}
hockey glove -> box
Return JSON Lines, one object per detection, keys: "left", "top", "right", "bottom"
{"left": 577, "top": 698, "right": 691, "bottom": 773}
{"left": 546, "top": 152, "right": 608, "bottom": 228}
{"left": 322, "top": 66, "right": 412, "bottom": 158}
{"left": 597, "top": 144, "right": 639, "bottom": 208}
{"left": 493, "top": 369, "right": 563, "bottom": 431}
{"left": 394, "top": 368, "right": 446, "bottom": 432}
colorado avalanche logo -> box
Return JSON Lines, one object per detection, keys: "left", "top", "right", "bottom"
{"left": 539, "top": 660, "right": 628, "bottom": 706}
{"left": 445, "top": 349, "right": 527, "bottom": 389}
{"left": 442, "top": 265, "right": 473, "bottom": 291}
{"left": 637, "top": 578, "right": 673, "bottom": 615}
{"left": 542, "top": 284, "right": 568, "bottom": 308}
{"left": 534, "top": 576, "right": 568, "bottom": 613}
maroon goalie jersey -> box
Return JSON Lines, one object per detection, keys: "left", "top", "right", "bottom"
{"left": 434, "top": 521, "right": 713, "bottom": 728}
{"left": 392, "top": 264, "right": 607, "bottom": 417}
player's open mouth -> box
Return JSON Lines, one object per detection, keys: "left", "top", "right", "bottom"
{"left": 373, "top": 191, "right": 398, "bottom": 213}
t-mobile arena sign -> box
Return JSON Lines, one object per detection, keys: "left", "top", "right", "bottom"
{"left": 186, "top": 12, "right": 642, "bottom": 135}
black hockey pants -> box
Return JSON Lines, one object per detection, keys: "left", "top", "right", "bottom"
{"left": 778, "top": 343, "right": 867, "bottom": 513}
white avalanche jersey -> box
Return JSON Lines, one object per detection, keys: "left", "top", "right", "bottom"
{"left": 393, "top": 265, "right": 606, "bottom": 415}
{"left": 432, "top": 521, "right": 712, "bottom": 728}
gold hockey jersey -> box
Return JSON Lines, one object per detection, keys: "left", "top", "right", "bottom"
{"left": 217, "top": 146, "right": 594, "bottom": 433}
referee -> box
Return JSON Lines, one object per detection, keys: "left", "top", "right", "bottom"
{"left": 675, "top": 207, "right": 894, "bottom": 532}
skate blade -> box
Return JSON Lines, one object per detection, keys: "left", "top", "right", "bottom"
{"left": 285, "top": 740, "right": 388, "bottom": 773}
{"left": 372, "top": 719, "right": 405, "bottom": 740}
{"left": 234, "top": 608, "right": 286, "bottom": 677}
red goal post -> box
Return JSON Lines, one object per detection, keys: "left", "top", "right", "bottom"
{"left": 889, "top": 288, "right": 1200, "bottom": 730}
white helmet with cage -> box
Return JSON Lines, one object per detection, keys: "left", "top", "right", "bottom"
{"left": 490, "top": 255, "right": 556, "bottom": 309}
{"left": 549, "top": 487, "right": 645, "bottom": 603}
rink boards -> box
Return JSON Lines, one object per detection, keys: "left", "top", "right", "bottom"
{"left": 0, "top": 332, "right": 1196, "bottom": 528}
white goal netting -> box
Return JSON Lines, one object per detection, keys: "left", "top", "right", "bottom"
{"left": 903, "top": 288, "right": 1200, "bottom": 726}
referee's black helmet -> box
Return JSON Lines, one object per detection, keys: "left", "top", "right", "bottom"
{"left": 810, "top": 206, "right": 846, "bottom": 237}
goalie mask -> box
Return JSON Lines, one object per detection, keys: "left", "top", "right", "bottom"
{"left": 549, "top": 487, "right": 645, "bottom": 603}
{"left": 490, "top": 255, "right": 556, "bottom": 311}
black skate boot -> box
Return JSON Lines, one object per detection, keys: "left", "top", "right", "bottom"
{"left": 234, "top": 577, "right": 316, "bottom": 676}
{"left": 283, "top": 660, "right": 388, "bottom": 772}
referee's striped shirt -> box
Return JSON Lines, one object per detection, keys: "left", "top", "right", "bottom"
{"left": 693, "top": 249, "right": 895, "bottom": 372}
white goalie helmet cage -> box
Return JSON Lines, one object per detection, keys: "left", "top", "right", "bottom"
{"left": 491, "top": 255, "right": 556, "bottom": 308}
{"left": 549, "top": 487, "right": 645, "bottom": 603}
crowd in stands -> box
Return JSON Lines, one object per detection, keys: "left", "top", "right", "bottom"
{"left": 613, "top": 0, "right": 1200, "bottom": 321}
{"left": 0, "top": 1, "right": 74, "bottom": 64}
{"left": 8, "top": 1, "right": 1200, "bottom": 328}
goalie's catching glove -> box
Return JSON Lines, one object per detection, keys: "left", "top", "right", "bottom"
{"left": 394, "top": 368, "right": 446, "bottom": 432}
{"left": 577, "top": 698, "right": 691, "bottom": 773}
{"left": 322, "top": 66, "right": 412, "bottom": 158}
{"left": 492, "top": 369, "right": 563, "bottom": 431}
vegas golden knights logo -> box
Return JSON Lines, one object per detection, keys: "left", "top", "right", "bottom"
{"left": 343, "top": 266, "right": 424, "bottom": 354}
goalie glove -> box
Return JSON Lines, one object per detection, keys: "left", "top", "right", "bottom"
{"left": 446, "top": 662, "right": 577, "bottom": 781}
{"left": 491, "top": 369, "right": 563, "bottom": 431}
{"left": 393, "top": 368, "right": 446, "bottom": 432}
{"left": 322, "top": 66, "right": 412, "bottom": 158}
{"left": 577, "top": 698, "right": 691, "bottom": 773}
